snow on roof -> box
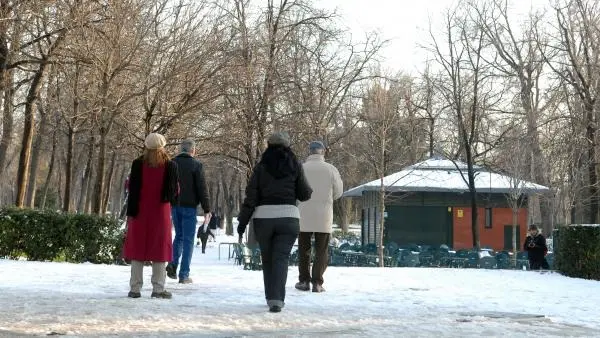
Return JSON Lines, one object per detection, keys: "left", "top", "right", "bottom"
{"left": 343, "top": 157, "right": 550, "bottom": 197}
{"left": 566, "top": 224, "right": 600, "bottom": 227}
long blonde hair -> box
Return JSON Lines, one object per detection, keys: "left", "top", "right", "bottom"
{"left": 143, "top": 148, "right": 170, "bottom": 167}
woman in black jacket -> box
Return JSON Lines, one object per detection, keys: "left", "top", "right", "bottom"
{"left": 237, "top": 132, "right": 312, "bottom": 313}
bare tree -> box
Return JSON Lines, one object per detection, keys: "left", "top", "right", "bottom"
{"left": 410, "top": 62, "right": 439, "bottom": 158}
{"left": 472, "top": 0, "right": 556, "bottom": 233}
{"left": 14, "top": 0, "right": 77, "bottom": 207}
{"left": 74, "top": 0, "right": 155, "bottom": 214}
{"left": 359, "top": 74, "right": 408, "bottom": 266}
{"left": 428, "top": 4, "right": 499, "bottom": 250}
{"left": 0, "top": 0, "right": 16, "bottom": 180}
{"left": 544, "top": 0, "right": 600, "bottom": 223}
{"left": 494, "top": 125, "right": 530, "bottom": 264}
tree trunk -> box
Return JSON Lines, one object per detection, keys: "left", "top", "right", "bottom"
{"left": 102, "top": 151, "right": 117, "bottom": 215}
{"left": 222, "top": 169, "right": 237, "bottom": 236}
{"left": 15, "top": 30, "right": 65, "bottom": 207}
{"left": 0, "top": 6, "right": 14, "bottom": 178}
{"left": 26, "top": 108, "right": 47, "bottom": 207}
{"left": 0, "top": 70, "right": 13, "bottom": 178}
{"left": 64, "top": 62, "right": 80, "bottom": 212}
{"left": 40, "top": 129, "right": 57, "bottom": 209}
{"left": 468, "top": 168, "right": 480, "bottom": 251}
{"left": 85, "top": 166, "right": 95, "bottom": 214}
{"left": 215, "top": 179, "right": 221, "bottom": 214}
{"left": 585, "top": 103, "right": 598, "bottom": 224}
{"left": 92, "top": 132, "right": 107, "bottom": 214}
{"left": 112, "top": 164, "right": 127, "bottom": 217}
{"left": 16, "top": 65, "right": 49, "bottom": 207}
{"left": 378, "top": 175, "right": 385, "bottom": 267}
{"left": 78, "top": 136, "right": 94, "bottom": 213}
{"left": 57, "top": 156, "right": 64, "bottom": 209}
{"left": 377, "top": 125, "right": 386, "bottom": 268}
{"left": 63, "top": 126, "right": 75, "bottom": 212}
{"left": 333, "top": 199, "right": 350, "bottom": 233}
{"left": 512, "top": 207, "right": 518, "bottom": 266}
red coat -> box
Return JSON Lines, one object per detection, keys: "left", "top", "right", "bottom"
{"left": 123, "top": 164, "right": 172, "bottom": 262}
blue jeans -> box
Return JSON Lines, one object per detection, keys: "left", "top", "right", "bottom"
{"left": 171, "top": 206, "right": 197, "bottom": 280}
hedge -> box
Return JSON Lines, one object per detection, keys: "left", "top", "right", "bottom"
{"left": 556, "top": 224, "right": 600, "bottom": 280}
{"left": 331, "top": 229, "right": 360, "bottom": 243}
{"left": 0, "top": 208, "right": 124, "bottom": 264}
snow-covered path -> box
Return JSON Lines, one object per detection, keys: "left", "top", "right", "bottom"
{"left": 1, "top": 234, "right": 600, "bottom": 337}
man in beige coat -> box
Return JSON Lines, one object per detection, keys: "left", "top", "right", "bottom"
{"left": 295, "top": 141, "right": 343, "bottom": 293}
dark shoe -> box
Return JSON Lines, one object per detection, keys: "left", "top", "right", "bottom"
{"left": 312, "top": 284, "right": 325, "bottom": 293}
{"left": 269, "top": 305, "right": 281, "bottom": 313}
{"left": 117, "top": 258, "right": 130, "bottom": 266}
{"left": 179, "top": 278, "right": 193, "bottom": 284}
{"left": 166, "top": 264, "right": 177, "bottom": 280}
{"left": 151, "top": 290, "right": 172, "bottom": 299}
{"left": 295, "top": 281, "right": 310, "bottom": 291}
{"left": 127, "top": 291, "right": 141, "bottom": 298}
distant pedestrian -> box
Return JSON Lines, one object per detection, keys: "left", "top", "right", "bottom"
{"left": 166, "top": 139, "right": 211, "bottom": 284}
{"left": 197, "top": 213, "right": 216, "bottom": 253}
{"left": 123, "top": 133, "right": 179, "bottom": 299}
{"left": 237, "top": 132, "right": 312, "bottom": 313}
{"left": 523, "top": 224, "right": 549, "bottom": 270}
{"left": 208, "top": 211, "right": 220, "bottom": 240}
{"left": 295, "top": 141, "right": 343, "bottom": 293}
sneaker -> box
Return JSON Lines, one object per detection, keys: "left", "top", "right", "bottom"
{"left": 166, "top": 264, "right": 177, "bottom": 280}
{"left": 179, "top": 278, "right": 193, "bottom": 284}
{"left": 269, "top": 305, "right": 281, "bottom": 313}
{"left": 151, "top": 290, "right": 172, "bottom": 299}
{"left": 295, "top": 281, "right": 310, "bottom": 291}
{"left": 312, "top": 284, "right": 325, "bottom": 293}
{"left": 127, "top": 291, "right": 141, "bottom": 298}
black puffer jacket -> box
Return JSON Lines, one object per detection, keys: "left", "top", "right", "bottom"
{"left": 237, "top": 145, "right": 312, "bottom": 231}
{"left": 172, "top": 153, "right": 210, "bottom": 212}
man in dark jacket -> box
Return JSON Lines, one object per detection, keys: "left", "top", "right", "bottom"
{"left": 166, "top": 139, "right": 211, "bottom": 284}
{"left": 523, "top": 224, "right": 548, "bottom": 270}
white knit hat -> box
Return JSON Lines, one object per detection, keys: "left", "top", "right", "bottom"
{"left": 144, "top": 133, "right": 167, "bottom": 150}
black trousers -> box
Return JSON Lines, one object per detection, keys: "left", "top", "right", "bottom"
{"left": 253, "top": 217, "right": 299, "bottom": 307}
{"left": 529, "top": 257, "right": 550, "bottom": 270}
{"left": 298, "top": 232, "right": 330, "bottom": 285}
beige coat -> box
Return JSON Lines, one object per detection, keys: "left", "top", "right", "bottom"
{"left": 299, "top": 154, "right": 343, "bottom": 233}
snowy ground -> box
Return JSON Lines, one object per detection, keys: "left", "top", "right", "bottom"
{"left": 1, "top": 233, "right": 600, "bottom": 337}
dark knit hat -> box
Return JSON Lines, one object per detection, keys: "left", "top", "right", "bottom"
{"left": 309, "top": 141, "right": 325, "bottom": 151}
{"left": 267, "top": 132, "right": 290, "bottom": 148}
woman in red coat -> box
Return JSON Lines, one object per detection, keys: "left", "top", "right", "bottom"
{"left": 123, "top": 133, "right": 179, "bottom": 299}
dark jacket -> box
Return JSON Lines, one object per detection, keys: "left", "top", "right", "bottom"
{"left": 523, "top": 233, "right": 547, "bottom": 263}
{"left": 172, "top": 153, "right": 210, "bottom": 212}
{"left": 237, "top": 146, "right": 312, "bottom": 233}
{"left": 126, "top": 157, "right": 178, "bottom": 217}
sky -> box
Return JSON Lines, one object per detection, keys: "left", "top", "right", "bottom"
{"left": 316, "top": 0, "right": 552, "bottom": 74}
